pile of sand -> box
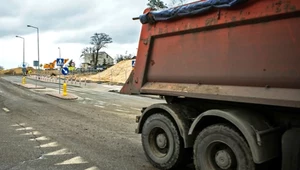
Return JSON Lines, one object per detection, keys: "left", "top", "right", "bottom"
{"left": 88, "top": 60, "right": 132, "bottom": 84}
{"left": 0, "top": 67, "right": 35, "bottom": 75}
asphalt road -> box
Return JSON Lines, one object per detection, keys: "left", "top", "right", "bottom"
{"left": 0, "top": 76, "right": 169, "bottom": 170}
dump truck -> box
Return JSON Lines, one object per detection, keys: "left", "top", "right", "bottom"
{"left": 120, "top": 0, "right": 300, "bottom": 169}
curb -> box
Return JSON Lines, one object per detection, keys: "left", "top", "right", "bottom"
{"left": 15, "top": 83, "right": 46, "bottom": 89}
{"left": 45, "top": 93, "right": 78, "bottom": 100}
{"left": 1, "top": 78, "right": 46, "bottom": 89}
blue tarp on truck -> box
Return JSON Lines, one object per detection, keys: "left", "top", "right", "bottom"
{"left": 139, "top": 0, "right": 247, "bottom": 24}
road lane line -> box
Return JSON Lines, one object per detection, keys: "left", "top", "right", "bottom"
{"left": 21, "top": 131, "right": 41, "bottom": 136}
{"left": 11, "top": 123, "right": 26, "bottom": 127}
{"left": 94, "top": 105, "right": 104, "bottom": 108}
{"left": 2, "top": 108, "right": 10, "bottom": 112}
{"left": 16, "top": 127, "right": 34, "bottom": 131}
{"left": 115, "top": 109, "right": 129, "bottom": 113}
{"left": 85, "top": 166, "right": 100, "bottom": 170}
{"left": 98, "top": 100, "right": 106, "bottom": 104}
{"left": 38, "top": 142, "right": 59, "bottom": 148}
{"left": 44, "top": 148, "right": 72, "bottom": 156}
{"left": 85, "top": 98, "right": 93, "bottom": 100}
{"left": 29, "top": 136, "right": 49, "bottom": 141}
{"left": 55, "top": 156, "right": 88, "bottom": 165}
{"left": 130, "top": 107, "right": 141, "bottom": 111}
{"left": 112, "top": 104, "right": 122, "bottom": 107}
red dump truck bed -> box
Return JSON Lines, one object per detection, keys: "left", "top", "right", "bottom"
{"left": 121, "top": 0, "right": 300, "bottom": 108}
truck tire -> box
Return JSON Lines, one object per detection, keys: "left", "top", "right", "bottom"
{"left": 142, "top": 113, "right": 187, "bottom": 169}
{"left": 194, "top": 124, "right": 255, "bottom": 170}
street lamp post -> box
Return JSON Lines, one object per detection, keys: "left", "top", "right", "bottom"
{"left": 15, "top": 35, "right": 25, "bottom": 70}
{"left": 58, "top": 47, "right": 62, "bottom": 94}
{"left": 16, "top": 35, "right": 26, "bottom": 84}
{"left": 27, "top": 25, "right": 40, "bottom": 87}
{"left": 58, "top": 47, "right": 61, "bottom": 58}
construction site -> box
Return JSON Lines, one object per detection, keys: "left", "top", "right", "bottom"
{"left": 1, "top": 59, "right": 133, "bottom": 85}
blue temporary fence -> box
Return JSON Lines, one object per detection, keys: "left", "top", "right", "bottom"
{"left": 139, "top": 0, "right": 247, "bottom": 24}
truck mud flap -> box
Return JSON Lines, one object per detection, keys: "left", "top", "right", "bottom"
{"left": 281, "top": 128, "right": 300, "bottom": 170}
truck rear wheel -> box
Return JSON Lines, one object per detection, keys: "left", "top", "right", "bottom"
{"left": 142, "top": 113, "right": 187, "bottom": 169}
{"left": 194, "top": 124, "right": 255, "bottom": 170}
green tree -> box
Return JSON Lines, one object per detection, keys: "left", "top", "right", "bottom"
{"left": 170, "top": 0, "right": 186, "bottom": 7}
{"left": 90, "top": 33, "right": 112, "bottom": 68}
{"left": 147, "top": 0, "right": 186, "bottom": 9}
{"left": 147, "top": 0, "right": 168, "bottom": 9}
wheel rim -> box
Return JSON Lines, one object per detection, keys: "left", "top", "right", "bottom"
{"left": 148, "top": 127, "right": 169, "bottom": 158}
{"left": 207, "top": 142, "right": 237, "bottom": 170}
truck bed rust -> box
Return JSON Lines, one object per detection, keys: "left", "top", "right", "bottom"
{"left": 121, "top": 0, "right": 300, "bottom": 108}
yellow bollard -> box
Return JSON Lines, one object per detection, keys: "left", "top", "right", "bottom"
{"left": 63, "top": 83, "right": 67, "bottom": 96}
{"left": 22, "top": 77, "right": 26, "bottom": 84}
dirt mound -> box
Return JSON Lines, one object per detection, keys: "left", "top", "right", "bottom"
{"left": 0, "top": 67, "right": 36, "bottom": 75}
{"left": 88, "top": 60, "right": 132, "bottom": 84}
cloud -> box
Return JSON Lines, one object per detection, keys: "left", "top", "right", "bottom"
{"left": 0, "top": 0, "right": 146, "bottom": 38}
{"left": 55, "top": 22, "right": 141, "bottom": 45}
{"left": 0, "top": 0, "right": 196, "bottom": 69}
{"left": 0, "top": 0, "right": 22, "bottom": 17}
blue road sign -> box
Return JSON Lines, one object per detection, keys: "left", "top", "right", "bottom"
{"left": 33, "top": 60, "right": 39, "bottom": 67}
{"left": 61, "top": 67, "right": 69, "bottom": 75}
{"left": 56, "top": 58, "right": 64, "bottom": 66}
{"left": 132, "top": 59, "right": 136, "bottom": 67}
{"left": 22, "top": 64, "right": 26, "bottom": 68}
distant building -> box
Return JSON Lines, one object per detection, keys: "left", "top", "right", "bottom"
{"left": 81, "top": 51, "right": 114, "bottom": 69}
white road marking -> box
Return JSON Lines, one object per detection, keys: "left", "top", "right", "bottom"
{"left": 21, "top": 131, "right": 41, "bottom": 136}
{"left": 85, "top": 166, "right": 100, "bottom": 170}
{"left": 98, "top": 100, "right": 106, "bottom": 104}
{"left": 112, "top": 104, "right": 121, "bottom": 107}
{"left": 85, "top": 98, "right": 93, "bottom": 100}
{"left": 29, "top": 136, "right": 49, "bottom": 141}
{"left": 44, "top": 148, "right": 72, "bottom": 156}
{"left": 16, "top": 127, "right": 34, "bottom": 131}
{"left": 38, "top": 142, "right": 59, "bottom": 148}
{"left": 55, "top": 156, "right": 88, "bottom": 165}
{"left": 94, "top": 105, "right": 104, "bottom": 108}
{"left": 11, "top": 123, "right": 26, "bottom": 127}
{"left": 115, "top": 109, "right": 129, "bottom": 113}
{"left": 2, "top": 108, "right": 10, "bottom": 112}
{"left": 130, "top": 107, "right": 141, "bottom": 111}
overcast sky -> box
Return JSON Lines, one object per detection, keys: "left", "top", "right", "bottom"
{"left": 0, "top": 0, "right": 194, "bottom": 69}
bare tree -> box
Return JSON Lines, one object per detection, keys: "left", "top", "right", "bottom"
{"left": 80, "top": 47, "right": 95, "bottom": 67}
{"left": 90, "top": 33, "right": 112, "bottom": 68}
{"left": 115, "top": 53, "right": 134, "bottom": 63}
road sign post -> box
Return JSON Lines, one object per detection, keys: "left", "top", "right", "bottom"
{"left": 33, "top": 60, "right": 39, "bottom": 87}
{"left": 60, "top": 67, "right": 69, "bottom": 95}
{"left": 56, "top": 58, "right": 64, "bottom": 94}
{"left": 59, "top": 68, "right": 61, "bottom": 94}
